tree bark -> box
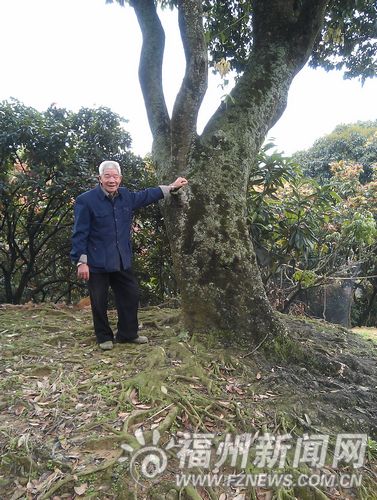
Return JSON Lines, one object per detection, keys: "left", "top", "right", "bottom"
{"left": 131, "top": 0, "right": 329, "bottom": 341}
{"left": 359, "top": 281, "right": 377, "bottom": 326}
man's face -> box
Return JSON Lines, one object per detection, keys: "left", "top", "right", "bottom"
{"left": 99, "top": 168, "right": 122, "bottom": 194}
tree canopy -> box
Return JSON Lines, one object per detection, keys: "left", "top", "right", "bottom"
{"left": 109, "top": 0, "right": 377, "bottom": 80}
{"left": 203, "top": 0, "right": 377, "bottom": 81}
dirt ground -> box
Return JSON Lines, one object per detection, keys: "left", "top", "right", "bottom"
{"left": 0, "top": 304, "right": 376, "bottom": 500}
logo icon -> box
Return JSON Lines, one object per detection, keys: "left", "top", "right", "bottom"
{"left": 119, "top": 428, "right": 168, "bottom": 486}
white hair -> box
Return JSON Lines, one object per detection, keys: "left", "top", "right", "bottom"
{"left": 98, "top": 160, "right": 121, "bottom": 176}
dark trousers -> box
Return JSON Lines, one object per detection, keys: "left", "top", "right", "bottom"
{"left": 88, "top": 269, "right": 140, "bottom": 343}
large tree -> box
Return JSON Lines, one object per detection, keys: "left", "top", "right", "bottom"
{"left": 108, "top": 0, "right": 376, "bottom": 341}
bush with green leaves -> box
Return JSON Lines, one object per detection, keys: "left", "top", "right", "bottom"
{"left": 248, "top": 143, "right": 377, "bottom": 324}
{"left": 0, "top": 100, "right": 171, "bottom": 304}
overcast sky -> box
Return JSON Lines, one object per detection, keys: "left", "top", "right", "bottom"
{"left": 1, "top": 0, "right": 376, "bottom": 157}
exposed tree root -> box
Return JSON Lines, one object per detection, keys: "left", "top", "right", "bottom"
{"left": 168, "top": 386, "right": 206, "bottom": 430}
{"left": 182, "top": 484, "right": 203, "bottom": 500}
{"left": 40, "top": 406, "right": 180, "bottom": 498}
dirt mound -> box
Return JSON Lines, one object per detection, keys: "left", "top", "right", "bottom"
{"left": 0, "top": 304, "right": 376, "bottom": 499}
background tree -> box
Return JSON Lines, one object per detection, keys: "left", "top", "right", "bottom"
{"left": 106, "top": 0, "right": 376, "bottom": 341}
{"left": 292, "top": 123, "right": 377, "bottom": 325}
{"left": 293, "top": 120, "right": 377, "bottom": 182}
{"left": 249, "top": 144, "right": 377, "bottom": 326}
{"left": 0, "top": 100, "right": 166, "bottom": 304}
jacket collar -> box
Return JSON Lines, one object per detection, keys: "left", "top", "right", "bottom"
{"left": 95, "top": 184, "right": 122, "bottom": 200}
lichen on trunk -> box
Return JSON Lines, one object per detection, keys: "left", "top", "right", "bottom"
{"left": 159, "top": 134, "right": 285, "bottom": 340}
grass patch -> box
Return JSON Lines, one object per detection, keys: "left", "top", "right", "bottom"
{"left": 352, "top": 326, "right": 377, "bottom": 344}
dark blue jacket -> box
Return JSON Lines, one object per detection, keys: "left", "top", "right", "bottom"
{"left": 71, "top": 184, "right": 164, "bottom": 272}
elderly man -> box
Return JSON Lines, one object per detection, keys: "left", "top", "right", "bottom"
{"left": 71, "top": 160, "right": 187, "bottom": 350}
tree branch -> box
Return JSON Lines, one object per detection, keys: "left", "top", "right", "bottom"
{"left": 6, "top": 213, "right": 28, "bottom": 265}
{"left": 30, "top": 278, "right": 69, "bottom": 298}
{"left": 32, "top": 249, "right": 69, "bottom": 278}
{"left": 202, "top": 0, "right": 329, "bottom": 153}
{"left": 32, "top": 201, "right": 71, "bottom": 251}
{"left": 131, "top": 0, "right": 170, "bottom": 145}
{"left": 171, "top": 0, "right": 208, "bottom": 170}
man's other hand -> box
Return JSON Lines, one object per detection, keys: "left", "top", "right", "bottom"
{"left": 77, "top": 263, "right": 90, "bottom": 281}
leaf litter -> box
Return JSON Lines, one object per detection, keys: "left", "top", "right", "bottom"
{"left": 0, "top": 303, "right": 376, "bottom": 499}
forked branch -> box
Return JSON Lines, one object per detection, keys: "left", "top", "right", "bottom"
{"left": 171, "top": 0, "right": 208, "bottom": 167}
{"left": 131, "top": 0, "right": 170, "bottom": 142}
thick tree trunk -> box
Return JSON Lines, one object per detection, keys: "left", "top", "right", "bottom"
{"left": 132, "top": 0, "right": 329, "bottom": 341}
{"left": 3, "top": 270, "right": 14, "bottom": 304}
{"left": 359, "top": 283, "right": 377, "bottom": 326}
{"left": 162, "top": 145, "right": 286, "bottom": 340}
{"left": 157, "top": 42, "right": 299, "bottom": 339}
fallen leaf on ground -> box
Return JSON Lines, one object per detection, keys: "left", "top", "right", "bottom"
{"left": 226, "top": 383, "right": 244, "bottom": 395}
{"left": 13, "top": 405, "right": 26, "bottom": 416}
{"left": 136, "top": 403, "right": 151, "bottom": 409}
{"left": 74, "top": 483, "right": 88, "bottom": 495}
{"left": 129, "top": 388, "right": 139, "bottom": 405}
